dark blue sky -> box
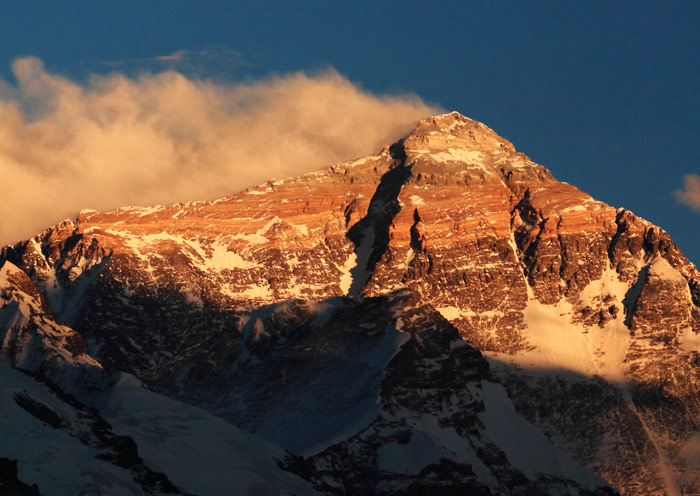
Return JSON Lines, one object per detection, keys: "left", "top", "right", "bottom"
{"left": 2, "top": 1, "right": 698, "bottom": 263}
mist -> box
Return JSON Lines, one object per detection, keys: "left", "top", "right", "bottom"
{"left": 0, "top": 57, "right": 440, "bottom": 246}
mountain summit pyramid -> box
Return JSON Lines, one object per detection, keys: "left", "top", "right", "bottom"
{"left": 1, "top": 112, "right": 698, "bottom": 495}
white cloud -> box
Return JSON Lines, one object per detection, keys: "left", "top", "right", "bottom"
{"left": 0, "top": 57, "right": 440, "bottom": 246}
{"left": 675, "top": 174, "right": 700, "bottom": 212}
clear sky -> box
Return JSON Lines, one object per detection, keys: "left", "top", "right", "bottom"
{"left": 1, "top": 1, "right": 698, "bottom": 264}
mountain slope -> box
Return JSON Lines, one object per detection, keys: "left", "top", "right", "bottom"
{"left": 0, "top": 257, "right": 315, "bottom": 495}
{"left": 0, "top": 364, "right": 315, "bottom": 496}
{"left": 2, "top": 111, "right": 698, "bottom": 495}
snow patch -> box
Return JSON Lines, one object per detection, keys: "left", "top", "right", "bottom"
{"left": 347, "top": 227, "right": 375, "bottom": 296}
{"left": 398, "top": 412, "right": 495, "bottom": 485}
{"left": 135, "top": 205, "right": 165, "bottom": 217}
{"left": 182, "top": 238, "right": 257, "bottom": 272}
{"left": 649, "top": 256, "right": 685, "bottom": 283}
{"left": 230, "top": 216, "right": 308, "bottom": 245}
{"left": 345, "top": 157, "right": 369, "bottom": 167}
{"left": 508, "top": 268, "right": 632, "bottom": 382}
{"left": 561, "top": 205, "right": 588, "bottom": 213}
{"left": 431, "top": 148, "right": 485, "bottom": 165}
{"left": 106, "top": 230, "right": 259, "bottom": 272}
{"left": 679, "top": 327, "right": 700, "bottom": 353}
{"left": 436, "top": 306, "right": 463, "bottom": 321}
{"left": 409, "top": 195, "right": 425, "bottom": 206}
{"left": 308, "top": 298, "right": 344, "bottom": 328}
{"left": 404, "top": 248, "right": 415, "bottom": 269}
{"left": 338, "top": 252, "right": 357, "bottom": 295}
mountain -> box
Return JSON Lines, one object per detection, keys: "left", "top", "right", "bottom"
{"left": 1, "top": 111, "right": 698, "bottom": 495}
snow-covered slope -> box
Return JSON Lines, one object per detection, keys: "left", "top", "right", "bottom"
{"left": 0, "top": 364, "right": 315, "bottom": 496}
{"left": 95, "top": 373, "right": 315, "bottom": 496}
{"left": 0, "top": 364, "right": 179, "bottom": 495}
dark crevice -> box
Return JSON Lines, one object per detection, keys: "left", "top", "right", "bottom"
{"left": 623, "top": 264, "right": 649, "bottom": 328}
{"left": 409, "top": 208, "right": 424, "bottom": 255}
{"left": 689, "top": 278, "right": 700, "bottom": 308}
{"left": 509, "top": 189, "right": 544, "bottom": 281}
{"left": 507, "top": 188, "right": 534, "bottom": 291}
{"left": 608, "top": 210, "right": 630, "bottom": 265}
{"left": 402, "top": 208, "right": 434, "bottom": 283}
{"left": 556, "top": 217, "right": 568, "bottom": 280}
{"left": 0, "top": 458, "right": 42, "bottom": 495}
{"left": 0, "top": 243, "right": 29, "bottom": 273}
{"left": 345, "top": 141, "right": 414, "bottom": 295}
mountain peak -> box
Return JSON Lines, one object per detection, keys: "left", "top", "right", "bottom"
{"left": 402, "top": 111, "right": 516, "bottom": 157}
{"left": 2, "top": 109, "right": 699, "bottom": 495}
{"left": 382, "top": 111, "right": 551, "bottom": 187}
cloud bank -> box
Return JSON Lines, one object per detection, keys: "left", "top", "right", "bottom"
{"left": 675, "top": 174, "right": 700, "bottom": 213}
{"left": 0, "top": 57, "right": 440, "bottom": 246}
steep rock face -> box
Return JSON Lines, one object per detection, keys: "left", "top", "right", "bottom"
{"left": 0, "top": 261, "right": 104, "bottom": 394}
{"left": 3, "top": 222, "right": 111, "bottom": 323}
{"left": 295, "top": 292, "right": 615, "bottom": 495}
{"left": 2, "top": 112, "right": 698, "bottom": 495}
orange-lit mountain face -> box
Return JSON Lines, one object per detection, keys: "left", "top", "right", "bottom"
{"left": 2, "top": 112, "right": 698, "bottom": 495}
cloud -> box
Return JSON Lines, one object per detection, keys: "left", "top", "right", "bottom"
{"left": 154, "top": 50, "right": 187, "bottom": 63}
{"left": 149, "top": 46, "right": 250, "bottom": 77}
{"left": 675, "top": 174, "right": 700, "bottom": 212}
{"left": 0, "top": 56, "right": 440, "bottom": 246}
{"left": 111, "top": 46, "right": 249, "bottom": 75}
